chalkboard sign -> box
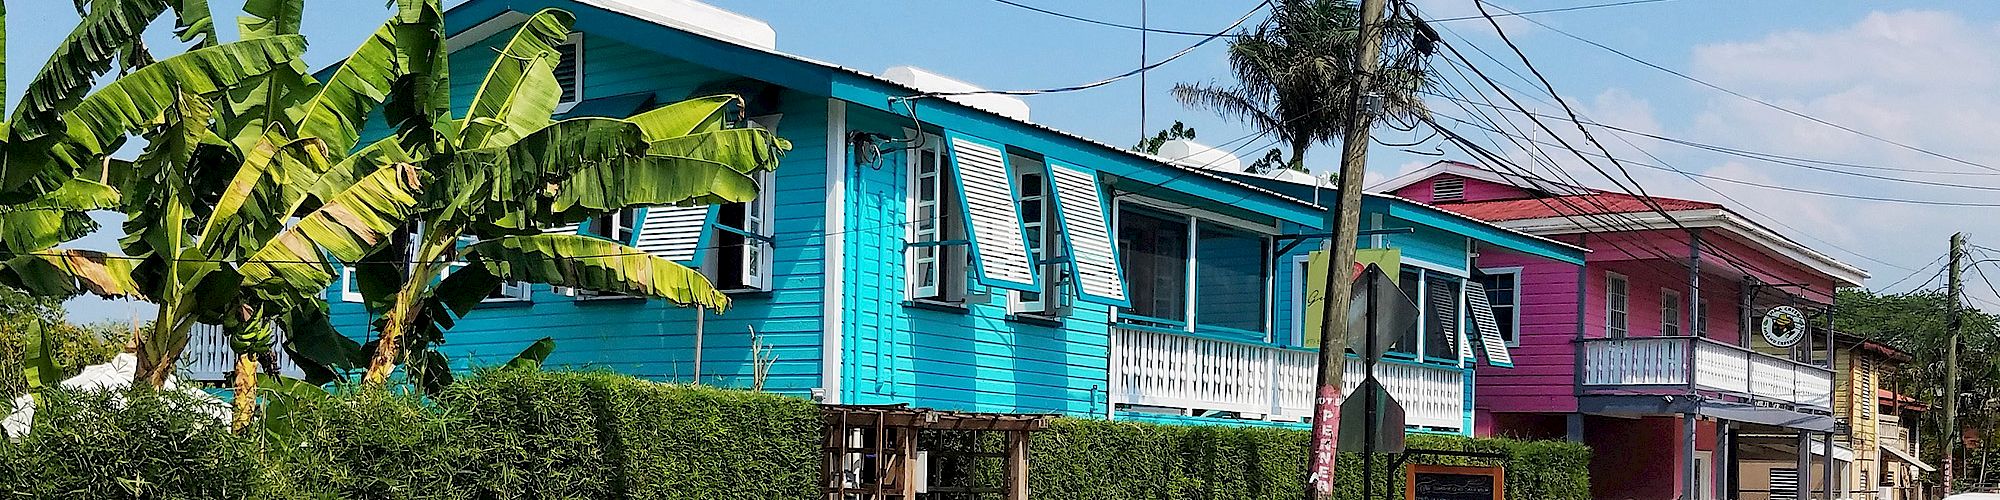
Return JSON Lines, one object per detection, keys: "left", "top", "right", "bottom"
{"left": 1405, "top": 464, "right": 1504, "bottom": 500}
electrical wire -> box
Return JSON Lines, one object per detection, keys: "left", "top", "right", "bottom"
{"left": 981, "top": 0, "right": 1677, "bottom": 35}
{"left": 1487, "top": 1, "right": 2000, "bottom": 174}
{"left": 1877, "top": 252, "right": 1950, "bottom": 293}
{"left": 913, "top": 1, "right": 1267, "bottom": 98}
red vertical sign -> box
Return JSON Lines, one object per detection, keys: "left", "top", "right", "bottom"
{"left": 1306, "top": 262, "right": 1369, "bottom": 495}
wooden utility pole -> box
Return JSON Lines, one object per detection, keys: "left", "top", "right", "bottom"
{"left": 1305, "top": 0, "right": 1389, "bottom": 497}
{"left": 1946, "top": 231, "right": 1965, "bottom": 494}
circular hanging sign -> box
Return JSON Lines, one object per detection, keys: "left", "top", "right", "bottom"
{"left": 1762, "top": 305, "right": 1808, "bottom": 348}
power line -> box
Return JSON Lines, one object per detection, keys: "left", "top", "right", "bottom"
{"left": 913, "top": 1, "right": 1267, "bottom": 98}
{"left": 1487, "top": 1, "right": 2000, "bottom": 174}
{"left": 1878, "top": 252, "right": 1950, "bottom": 293}
{"left": 982, "top": 0, "right": 1678, "bottom": 35}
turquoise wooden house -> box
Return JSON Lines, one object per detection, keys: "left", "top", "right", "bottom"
{"left": 306, "top": 0, "right": 1585, "bottom": 434}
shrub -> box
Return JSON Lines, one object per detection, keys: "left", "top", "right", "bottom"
{"left": 1029, "top": 418, "right": 1592, "bottom": 500}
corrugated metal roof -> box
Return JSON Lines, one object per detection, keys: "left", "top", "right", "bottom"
{"left": 1434, "top": 191, "right": 1723, "bottom": 222}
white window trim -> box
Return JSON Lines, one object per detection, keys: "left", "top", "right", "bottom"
{"left": 1289, "top": 255, "right": 1312, "bottom": 347}
{"left": 1606, "top": 272, "right": 1629, "bottom": 338}
{"left": 553, "top": 32, "right": 584, "bottom": 114}
{"left": 705, "top": 170, "right": 777, "bottom": 293}
{"left": 446, "top": 236, "right": 530, "bottom": 302}
{"left": 1007, "top": 156, "right": 1060, "bottom": 317}
{"left": 1478, "top": 266, "right": 1523, "bottom": 347}
{"left": 1661, "top": 288, "right": 1683, "bottom": 337}
{"left": 903, "top": 130, "right": 958, "bottom": 303}
{"left": 339, "top": 266, "right": 362, "bottom": 303}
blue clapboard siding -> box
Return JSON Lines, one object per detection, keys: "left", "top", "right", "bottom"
{"left": 837, "top": 107, "right": 1113, "bottom": 416}
{"left": 1372, "top": 216, "right": 1471, "bottom": 274}
{"left": 329, "top": 31, "right": 827, "bottom": 395}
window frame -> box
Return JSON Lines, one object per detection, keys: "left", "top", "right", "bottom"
{"left": 1661, "top": 288, "right": 1683, "bottom": 336}
{"left": 1695, "top": 297, "right": 1709, "bottom": 337}
{"left": 1111, "top": 195, "right": 1277, "bottom": 337}
{"left": 707, "top": 169, "right": 777, "bottom": 293}
{"left": 904, "top": 130, "right": 967, "bottom": 305}
{"left": 573, "top": 207, "right": 642, "bottom": 300}
{"left": 1289, "top": 254, "right": 1312, "bottom": 347}
{"left": 445, "top": 236, "right": 530, "bottom": 303}
{"left": 339, "top": 266, "right": 362, "bottom": 303}
{"left": 1006, "top": 153, "right": 1063, "bottom": 318}
{"left": 1476, "top": 267, "right": 1523, "bottom": 347}
{"left": 553, "top": 32, "right": 584, "bottom": 113}
{"left": 1606, "top": 272, "right": 1629, "bottom": 338}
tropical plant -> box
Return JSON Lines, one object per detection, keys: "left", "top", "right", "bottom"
{"left": 0, "top": 0, "right": 449, "bottom": 431}
{"left": 253, "top": 8, "right": 787, "bottom": 388}
{"left": 1171, "top": 0, "right": 1433, "bottom": 174}
{"left": 1133, "top": 121, "right": 1197, "bottom": 155}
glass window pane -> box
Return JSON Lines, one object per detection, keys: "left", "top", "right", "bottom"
{"left": 1118, "top": 208, "right": 1189, "bottom": 323}
{"left": 1394, "top": 269, "right": 1422, "bottom": 355}
{"left": 1195, "top": 224, "right": 1268, "bottom": 333}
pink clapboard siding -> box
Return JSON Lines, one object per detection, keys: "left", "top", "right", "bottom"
{"left": 1390, "top": 174, "right": 1532, "bottom": 204}
{"left": 1474, "top": 249, "right": 1583, "bottom": 413}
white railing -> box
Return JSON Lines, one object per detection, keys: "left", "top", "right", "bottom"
{"left": 178, "top": 323, "right": 304, "bottom": 382}
{"left": 1112, "top": 327, "right": 1466, "bottom": 430}
{"left": 1580, "top": 336, "right": 1833, "bottom": 409}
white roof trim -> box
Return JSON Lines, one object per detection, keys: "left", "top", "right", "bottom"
{"left": 1496, "top": 208, "right": 1868, "bottom": 286}
{"left": 1370, "top": 161, "right": 1587, "bottom": 196}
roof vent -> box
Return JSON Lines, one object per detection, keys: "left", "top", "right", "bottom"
{"left": 1156, "top": 139, "right": 1243, "bottom": 172}
{"left": 578, "top": 0, "right": 776, "bottom": 50}
{"left": 1433, "top": 176, "right": 1466, "bottom": 202}
{"left": 882, "top": 66, "right": 1031, "bottom": 122}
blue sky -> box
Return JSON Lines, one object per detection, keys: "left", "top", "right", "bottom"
{"left": 32, "top": 0, "right": 2000, "bottom": 321}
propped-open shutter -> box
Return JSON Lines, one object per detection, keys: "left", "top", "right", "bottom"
{"left": 1047, "top": 162, "right": 1128, "bottom": 307}
{"left": 1464, "top": 281, "right": 1514, "bottom": 367}
{"left": 633, "top": 205, "right": 713, "bottom": 265}
{"left": 946, "top": 135, "right": 1038, "bottom": 292}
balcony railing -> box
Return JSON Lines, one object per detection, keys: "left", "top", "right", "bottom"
{"left": 1111, "top": 326, "right": 1466, "bottom": 430}
{"left": 1579, "top": 336, "right": 1832, "bottom": 409}
{"left": 179, "top": 323, "right": 305, "bottom": 382}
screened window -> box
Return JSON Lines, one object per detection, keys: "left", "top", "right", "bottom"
{"left": 1423, "top": 274, "right": 1461, "bottom": 360}
{"left": 1392, "top": 269, "right": 1422, "bottom": 356}
{"left": 1009, "top": 154, "right": 1062, "bottom": 316}
{"left": 1195, "top": 224, "right": 1269, "bottom": 333}
{"left": 1117, "top": 207, "right": 1190, "bottom": 324}
{"left": 1661, "top": 289, "right": 1683, "bottom": 336}
{"left": 1476, "top": 270, "right": 1519, "bottom": 345}
{"left": 1606, "top": 273, "right": 1629, "bottom": 338}
{"left": 906, "top": 133, "right": 966, "bottom": 303}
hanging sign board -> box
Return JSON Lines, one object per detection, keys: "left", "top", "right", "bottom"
{"left": 1406, "top": 464, "right": 1506, "bottom": 500}
{"left": 1762, "top": 305, "right": 1807, "bottom": 348}
{"left": 1337, "top": 378, "right": 1407, "bottom": 454}
{"left": 1303, "top": 248, "right": 1402, "bottom": 347}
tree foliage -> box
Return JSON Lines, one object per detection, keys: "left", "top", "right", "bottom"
{"left": 1172, "top": 0, "right": 1433, "bottom": 175}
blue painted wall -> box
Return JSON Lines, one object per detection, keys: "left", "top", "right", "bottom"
{"left": 837, "top": 106, "right": 1114, "bottom": 416}
{"left": 330, "top": 29, "right": 827, "bottom": 395}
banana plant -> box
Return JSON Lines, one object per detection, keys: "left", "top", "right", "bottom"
{"left": 1, "top": 0, "right": 447, "bottom": 423}
{"left": 238, "top": 8, "right": 788, "bottom": 387}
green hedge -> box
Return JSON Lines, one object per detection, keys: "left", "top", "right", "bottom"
{"left": 0, "top": 371, "right": 1587, "bottom": 500}
{"left": 1029, "top": 418, "right": 1592, "bottom": 500}
{"left": 0, "top": 370, "right": 821, "bottom": 499}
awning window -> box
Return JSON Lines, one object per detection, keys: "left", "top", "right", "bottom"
{"left": 946, "top": 135, "right": 1039, "bottom": 292}
{"left": 1046, "top": 162, "right": 1128, "bottom": 307}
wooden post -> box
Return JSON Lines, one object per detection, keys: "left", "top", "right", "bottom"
{"left": 1307, "top": 0, "right": 1389, "bottom": 496}
{"left": 900, "top": 429, "right": 920, "bottom": 498}
{"left": 1007, "top": 431, "right": 1030, "bottom": 500}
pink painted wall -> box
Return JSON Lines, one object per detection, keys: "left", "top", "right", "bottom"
{"left": 1585, "top": 416, "right": 1717, "bottom": 500}
{"left": 1389, "top": 173, "right": 1533, "bottom": 204}
{"left": 1474, "top": 247, "right": 1585, "bottom": 414}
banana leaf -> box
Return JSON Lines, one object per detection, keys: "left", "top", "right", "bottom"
{"left": 468, "top": 233, "right": 728, "bottom": 310}
{"left": 457, "top": 9, "right": 575, "bottom": 149}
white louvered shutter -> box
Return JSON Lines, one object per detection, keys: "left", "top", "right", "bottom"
{"left": 634, "top": 206, "right": 711, "bottom": 264}
{"left": 1047, "top": 163, "right": 1128, "bottom": 306}
{"left": 947, "top": 136, "right": 1038, "bottom": 291}
{"left": 1465, "top": 281, "right": 1514, "bottom": 367}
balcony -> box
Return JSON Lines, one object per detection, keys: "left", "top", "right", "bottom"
{"left": 1111, "top": 327, "right": 1466, "bottom": 431}
{"left": 1579, "top": 336, "right": 1832, "bottom": 409}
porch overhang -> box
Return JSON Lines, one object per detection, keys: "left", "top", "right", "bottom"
{"left": 1578, "top": 394, "right": 1836, "bottom": 432}
{"left": 1880, "top": 443, "right": 1936, "bottom": 472}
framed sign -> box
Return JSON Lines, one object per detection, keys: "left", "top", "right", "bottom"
{"left": 1761, "top": 305, "right": 1807, "bottom": 348}
{"left": 1406, "top": 464, "right": 1505, "bottom": 500}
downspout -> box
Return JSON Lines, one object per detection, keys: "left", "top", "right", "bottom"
{"left": 820, "top": 98, "right": 847, "bottom": 404}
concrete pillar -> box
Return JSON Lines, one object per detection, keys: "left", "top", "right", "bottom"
{"left": 1567, "top": 413, "right": 1585, "bottom": 442}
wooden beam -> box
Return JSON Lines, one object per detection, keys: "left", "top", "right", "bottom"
{"left": 900, "top": 428, "right": 921, "bottom": 498}
{"left": 1007, "top": 431, "right": 1030, "bottom": 500}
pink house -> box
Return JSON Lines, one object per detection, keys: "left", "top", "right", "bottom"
{"left": 1380, "top": 162, "right": 1870, "bottom": 500}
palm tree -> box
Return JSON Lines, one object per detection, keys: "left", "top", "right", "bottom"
{"left": 246, "top": 8, "right": 787, "bottom": 387}
{"left": 1171, "top": 0, "right": 1432, "bottom": 174}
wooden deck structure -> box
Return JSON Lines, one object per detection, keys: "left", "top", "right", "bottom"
{"left": 822, "top": 404, "right": 1052, "bottom": 500}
